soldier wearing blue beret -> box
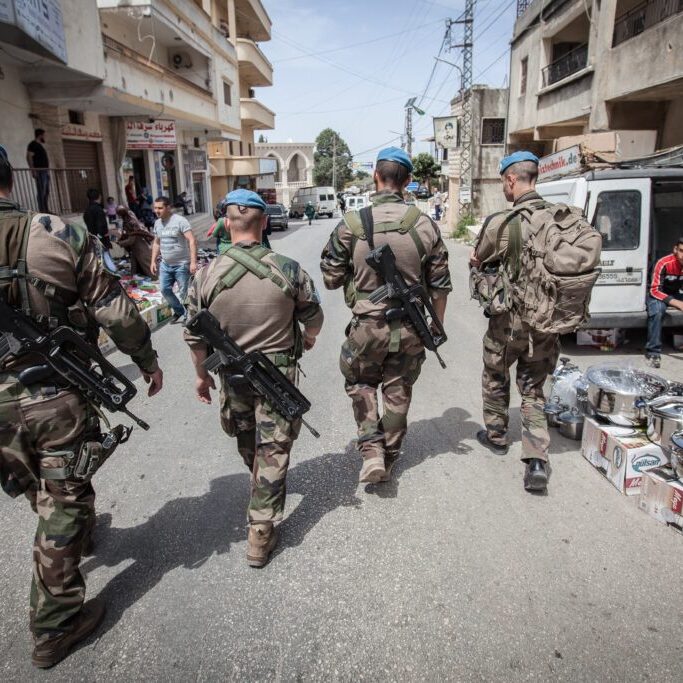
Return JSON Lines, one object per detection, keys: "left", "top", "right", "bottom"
{"left": 470, "top": 149, "right": 559, "bottom": 493}
{"left": 184, "top": 186, "right": 324, "bottom": 568}
{"left": 320, "top": 147, "right": 452, "bottom": 484}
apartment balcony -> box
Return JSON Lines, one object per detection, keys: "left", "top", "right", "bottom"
{"left": 236, "top": 38, "right": 273, "bottom": 86}
{"left": 240, "top": 97, "right": 275, "bottom": 129}
{"left": 542, "top": 43, "right": 589, "bottom": 88}
{"left": 613, "top": 0, "right": 683, "bottom": 47}
{"left": 235, "top": 0, "right": 271, "bottom": 41}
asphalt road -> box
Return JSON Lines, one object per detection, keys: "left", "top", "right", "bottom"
{"left": 1, "top": 216, "right": 681, "bottom": 681}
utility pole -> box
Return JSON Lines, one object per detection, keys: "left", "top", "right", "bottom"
{"left": 405, "top": 105, "right": 413, "bottom": 157}
{"left": 332, "top": 134, "right": 337, "bottom": 191}
{"left": 447, "top": 1, "right": 475, "bottom": 217}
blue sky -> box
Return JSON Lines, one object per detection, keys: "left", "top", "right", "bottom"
{"left": 257, "top": 0, "right": 517, "bottom": 160}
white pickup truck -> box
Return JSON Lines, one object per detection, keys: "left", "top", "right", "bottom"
{"left": 536, "top": 166, "right": 683, "bottom": 330}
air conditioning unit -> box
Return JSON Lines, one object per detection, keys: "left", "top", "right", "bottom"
{"left": 171, "top": 51, "right": 192, "bottom": 69}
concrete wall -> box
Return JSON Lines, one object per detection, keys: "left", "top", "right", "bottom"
{"left": 0, "top": 64, "right": 37, "bottom": 168}
{"left": 61, "top": 0, "right": 106, "bottom": 79}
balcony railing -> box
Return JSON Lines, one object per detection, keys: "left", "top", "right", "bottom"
{"left": 613, "top": 0, "right": 683, "bottom": 46}
{"left": 542, "top": 43, "right": 589, "bottom": 87}
{"left": 11, "top": 168, "right": 99, "bottom": 216}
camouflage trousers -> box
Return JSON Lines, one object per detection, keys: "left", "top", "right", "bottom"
{"left": 340, "top": 316, "right": 425, "bottom": 464}
{"left": 481, "top": 313, "right": 560, "bottom": 461}
{"left": 219, "top": 364, "right": 301, "bottom": 524}
{"left": 0, "top": 385, "right": 95, "bottom": 639}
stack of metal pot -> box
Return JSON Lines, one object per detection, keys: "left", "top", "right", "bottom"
{"left": 544, "top": 357, "right": 589, "bottom": 440}
{"left": 584, "top": 363, "right": 683, "bottom": 479}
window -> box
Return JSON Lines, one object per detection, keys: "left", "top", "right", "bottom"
{"left": 319, "top": 194, "right": 326, "bottom": 201}
{"left": 223, "top": 81, "right": 232, "bottom": 106}
{"left": 239, "top": 141, "right": 243, "bottom": 156}
{"left": 228, "top": 141, "right": 234, "bottom": 155}
{"left": 592, "top": 190, "right": 641, "bottom": 250}
{"left": 68, "top": 110, "right": 84, "bottom": 125}
{"left": 442, "top": 148, "right": 448, "bottom": 161}
{"left": 520, "top": 57, "right": 528, "bottom": 95}
{"left": 481, "top": 118, "right": 505, "bottom": 145}
{"left": 327, "top": 194, "right": 334, "bottom": 200}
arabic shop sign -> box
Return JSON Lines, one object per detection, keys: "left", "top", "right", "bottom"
{"left": 126, "top": 120, "right": 177, "bottom": 150}
{"left": 62, "top": 124, "right": 103, "bottom": 142}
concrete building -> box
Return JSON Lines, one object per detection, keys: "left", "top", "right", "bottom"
{"left": 508, "top": 0, "right": 683, "bottom": 157}
{"left": 255, "top": 141, "right": 314, "bottom": 207}
{"left": 444, "top": 85, "right": 509, "bottom": 226}
{"left": 1, "top": 0, "right": 274, "bottom": 217}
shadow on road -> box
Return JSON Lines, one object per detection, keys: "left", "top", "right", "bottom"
{"left": 83, "top": 405, "right": 476, "bottom": 633}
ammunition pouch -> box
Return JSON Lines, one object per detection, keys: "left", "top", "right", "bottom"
{"left": 38, "top": 424, "right": 131, "bottom": 481}
{"left": 469, "top": 265, "right": 512, "bottom": 317}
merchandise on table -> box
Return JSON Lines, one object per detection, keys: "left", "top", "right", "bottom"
{"left": 638, "top": 466, "right": 683, "bottom": 532}
{"left": 576, "top": 328, "right": 625, "bottom": 350}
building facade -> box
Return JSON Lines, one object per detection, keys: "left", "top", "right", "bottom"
{"left": 508, "top": 0, "right": 683, "bottom": 157}
{"left": 255, "top": 141, "right": 314, "bottom": 207}
{"left": 0, "top": 0, "right": 274, "bottom": 217}
{"left": 443, "top": 85, "right": 509, "bottom": 226}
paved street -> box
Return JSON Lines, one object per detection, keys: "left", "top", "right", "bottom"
{"left": 1, "top": 216, "right": 681, "bottom": 681}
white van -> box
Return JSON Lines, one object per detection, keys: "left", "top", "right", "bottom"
{"left": 344, "top": 195, "right": 369, "bottom": 212}
{"left": 290, "top": 186, "right": 336, "bottom": 218}
{"left": 536, "top": 166, "right": 683, "bottom": 329}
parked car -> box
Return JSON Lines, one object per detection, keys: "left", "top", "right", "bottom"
{"left": 416, "top": 186, "right": 431, "bottom": 199}
{"left": 265, "top": 203, "right": 289, "bottom": 231}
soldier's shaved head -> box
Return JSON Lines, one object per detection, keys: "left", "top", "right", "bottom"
{"left": 227, "top": 204, "right": 264, "bottom": 231}
{"left": 503, "top": 160, "right": 538, "bottom": 184}
{"left": 375, "top": 160, "right": 411, "bottom": 191}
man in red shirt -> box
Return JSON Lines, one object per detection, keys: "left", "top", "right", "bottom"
{"left": 646, "top": 237, "right": 683, "bottom": 367}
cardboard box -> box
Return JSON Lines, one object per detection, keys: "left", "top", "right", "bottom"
{"left": 581, "top": 417, "right": 668, "bottom": 495}
{"left": 156, "top": 304, "right": 173, "bottom": 324}
{"left": 638, "top": 467, "right": 683, "bottom": 531}
{"left": 576, "top": 328, "right": 625, "bottom": 350}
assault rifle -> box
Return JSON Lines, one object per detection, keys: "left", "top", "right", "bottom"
{"left": 0, "top": 298, "right": 149, "bottom": 430}
{"left": 185, "top": 310, "right": 320, "bottom": 438}
{"left": 366, "top": 244, "right": 448, "bottom": 369}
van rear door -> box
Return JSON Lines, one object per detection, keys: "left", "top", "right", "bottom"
{"left": 585, "top": 178, "right": 651, "bottom": 317}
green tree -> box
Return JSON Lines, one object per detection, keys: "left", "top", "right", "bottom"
{"left": 313, "top": 128, "right": 353, "bottom": 191}
{"left": 411, "top": 153, "right": 441, "bottom": 186}
{"left": 257, "top": 134, "right": 266, "bottom": 143}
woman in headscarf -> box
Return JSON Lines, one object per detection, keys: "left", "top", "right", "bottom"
{"left": 116, "top": 205, "right": 155, "bottom": 277}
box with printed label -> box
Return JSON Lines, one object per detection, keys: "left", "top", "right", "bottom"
{"left": 638, "top": 467, "right": 683, "bottom": 532}
{"left": 156, "top": 304, "right": 173, "bottom": 324}
{"left": 576, "top": 328, "right": 625, "bottom": 350}
{"left": 580, "top": 418, "right": 668, "bottom": 495}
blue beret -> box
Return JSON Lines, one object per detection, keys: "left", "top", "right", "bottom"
{"left": 499, "top": 151, "right": 539, "bottom": 175}
{"left": 225, "top": 189, "right": 266, "bottom": 211}
{"left": 377, "top": 146, "right": 413, "bottom": 172}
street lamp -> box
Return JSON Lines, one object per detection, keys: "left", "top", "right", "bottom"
{"left": 404, "top": 97, "right": 425, "bottom": 156}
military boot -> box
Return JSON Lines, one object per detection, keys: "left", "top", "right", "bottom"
{"left": 379, "top": 453, "right": 398, "bottom": 482}
{"left": 32, "top": 598, "right": 105, "bottom": 669}
{"left": 247, "top": 523, "right": 277, "bottom": 568}
{"left": 523, "top": 458, "right": 550, "bottom": 493}
{"left": 359, "top": 455, "right": 386, "bottom": 484}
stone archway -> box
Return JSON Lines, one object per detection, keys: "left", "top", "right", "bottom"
{"left": 286, "top": 152, "right": 307, "bottom": 183}
{"left": 266, "top": 153, "right": 284, "bottom": 183}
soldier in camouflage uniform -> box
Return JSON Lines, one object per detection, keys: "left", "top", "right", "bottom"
{"left": 320, "top": 147, "right": 451, "bottom": 484}
{"left": 184, "top": 189, "right": 323, "bottom": 568}
{"left": 0, "top": 149, "right": 163, "bottom": 667}
{"left": 471, "top": 151, "right": 559, "bottom": 493}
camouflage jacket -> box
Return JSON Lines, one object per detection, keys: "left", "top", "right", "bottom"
{"left": 320, "top": 191, "right": 451, "bottom": 315}
{"left": 0, "top": 199, "right": 158, "bottom": 388}
{"left": 184, "top": 241, "right": 323, "bottom": 356}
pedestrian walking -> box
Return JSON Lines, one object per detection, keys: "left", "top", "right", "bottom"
{"left": 470, "top": 151, "right": 601, "bottom": 493}
{"left": 150, "top": 196, "right": 197, "bottom": 324}
{"left": 184, "top": 189, "right": 324, "bottom": 567}
{"left": 320, "top": 147, "right": 451, "bottom": 483}
{"left": 644, "top": 237, "right": 683, "bottom": 368}
{"left": 304, "top": 201, "right": 315, "bottom": 225}
{"left": 26, "top": 128, "right": 50, "bottom": 213}
{"left": 433, "top": 188, "right": 443, "bottom": 221}
{"left": 83, "top": 188, "right": 117, "bottom": 272}
{"left": 0, "top": 151, "right": 164, "bottom": 668}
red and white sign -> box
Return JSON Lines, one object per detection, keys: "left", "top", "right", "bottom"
{"left": 126, "top": 120, "right": 177, "bottom": 150}
{"left": 538, "top": 145, "right": 581, "bottom": 181}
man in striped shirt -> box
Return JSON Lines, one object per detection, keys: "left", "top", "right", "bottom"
{"left": 645, "top": 237, "right": 683, "bottom": 368}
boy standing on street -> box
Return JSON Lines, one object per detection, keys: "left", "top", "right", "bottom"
{"left": 150, "top": 196, "right": 197, "bottom": 324}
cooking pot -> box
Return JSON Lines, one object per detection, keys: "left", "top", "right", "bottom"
{"left": 646, "top": 395, "right": 683, "bottom": 459}
{"left": 671, "top": 432, "right": 683, "bottom": 480}
{"left": 544, "top": 401, "right": 565, "bottom": 428}
{"left": 558, "top": 408, "right": 584, "bottom": 440}
{"left": 586, "top": 365, "right": 668, "bottom": 427}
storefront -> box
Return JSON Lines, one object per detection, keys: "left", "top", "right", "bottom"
{"left": 183, "top": 148, "right": 209, "bottom": 214}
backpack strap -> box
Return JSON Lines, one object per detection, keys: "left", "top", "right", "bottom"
{"left": 212, "top": 245, "right": 296, "bottom": 299}
{"left": 359, "top": 206, "right": 375, "bottom": 250}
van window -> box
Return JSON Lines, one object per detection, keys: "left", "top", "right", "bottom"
{"left": 593, "top": 190, "right": 641, "bottom": 250}
{"left": 327, "top": 194, "right": 334, "bottom": 200}
{"left": 319, "top": 194, "right": 326, "bottom": 201}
